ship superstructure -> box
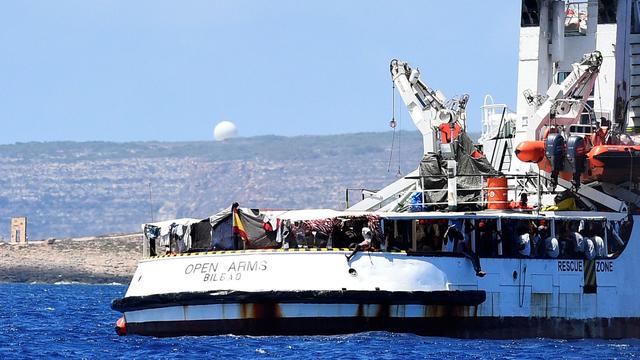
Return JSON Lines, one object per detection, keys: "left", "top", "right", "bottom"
{"left": 112, "top": 1, "right": 640, "bottom": 338}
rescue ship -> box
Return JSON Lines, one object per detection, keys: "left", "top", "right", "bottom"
{"left": 112, "top": 0, "right": 640, "bottom": 338}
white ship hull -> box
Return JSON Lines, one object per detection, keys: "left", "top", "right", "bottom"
{"left": 112, "top": 1, "right": 640, "bottom": 338}
{"left": 112, "top": 215, "right": 640, "bottom": 338}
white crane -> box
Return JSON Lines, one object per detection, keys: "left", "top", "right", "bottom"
{"left": 390, "top": 59, "right": 469, "bottom": 155}
{"left": 521, "top": 51, "right": 603, "bottom": 142}
{"left": 349, "top": 60, "right": 472, "bottom": 211}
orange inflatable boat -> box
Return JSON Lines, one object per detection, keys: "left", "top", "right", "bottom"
{"left": 587, "top": 145, "right": 640, "bottom": 182}
{"left": 515, "top": 140, "right": 640, "bottom": 184}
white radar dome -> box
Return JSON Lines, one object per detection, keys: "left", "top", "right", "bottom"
{"left": 213, "top": 121, "right": 238, "bottom": 141}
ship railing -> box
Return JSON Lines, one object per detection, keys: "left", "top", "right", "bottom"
{"left": 409, "top": 173, "right": 543, "bottom": 209}
{"left": 345, "top": 187, "right": 380, "bottom": 208}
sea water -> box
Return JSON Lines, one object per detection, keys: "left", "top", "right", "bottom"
{"left": 2, "top": 283, "right": 640, "bottom": 359}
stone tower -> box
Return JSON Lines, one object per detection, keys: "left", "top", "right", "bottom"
{"left": 10, "top": 217, "right": 27, "bottom": 244}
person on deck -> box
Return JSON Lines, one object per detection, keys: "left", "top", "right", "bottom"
{"left": 544, "top": 236, "right": 560, "bottom": 258}
{"left": 444, "top": 224, "right": 486, "bottom": 277}
{"left": 345, "top": 227, "right": 373, "bottom": 261}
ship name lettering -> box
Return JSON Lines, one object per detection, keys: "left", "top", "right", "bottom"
{"left": 227, "top": 260, "right": 268, "bottom": 272}
{"left": 557, "top": 260, "right": 614, "bottom": 272}
{"left": 184, "top": 260, "right": 268, "bottom": 281}
{"left": 203, "top": 272, "right": 242, "bottom": 282}
{"left": 557, "top": 260, "right": 583, "bottom": 272}
{"left": 184, "top": 262, "right": 219, "bottom": 275}
{"left": 596, "top": 261, "right": 613, "bottom": 272}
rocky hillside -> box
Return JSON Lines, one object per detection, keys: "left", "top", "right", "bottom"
{"left": 0, "top": 235, "right": 140, "bottom": 283}
{"left": 0, "top": 131, "right": 442, "bottom": 240}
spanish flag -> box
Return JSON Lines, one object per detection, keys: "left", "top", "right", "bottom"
{"left": 232, "top": 205, "right": 249, "bottom": 246}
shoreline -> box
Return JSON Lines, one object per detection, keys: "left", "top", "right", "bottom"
{"left": 0, "top": 234, "right": 141, "bottom": 285}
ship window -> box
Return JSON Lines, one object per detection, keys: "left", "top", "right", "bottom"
{"left": 415, "top": 219, "right": 448, "bottom": 252}
{"left": 472, "top": 217, "right": 627, "bottom": 260}
{"left": 476, "top": 219, "right": 500, "bottom": 257}
{"left": 578, "top": 99, "right": 594, "bottom": 124}
{"left": 384, "top": 220, "right": 411, "bottom": 251}
{"left": 580, "top": 113, "right": 591, "bottom": 124}
{"left": 633, "top": 0, "right": 640, "bottom": 33}
{"left": 392, "top": 216, "right": 633, "bottom": 260}
{"left": 556, "top": 71, "right": 571, "bottom": 84}
{"left": 607, "top": 218, "right": 633, "bottom": 257}
{"left": 521, "top": 0, "right": 541, "bottom": 27}
{"left": 598, "top": 0, "right": 617, "bottom": 24}
{"left": 565, "top": 1, "right": 588, "bottom": 36}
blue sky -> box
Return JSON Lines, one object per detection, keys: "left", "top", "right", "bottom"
{"left": 0, "top": 1, "right": 520, "bottom": 144}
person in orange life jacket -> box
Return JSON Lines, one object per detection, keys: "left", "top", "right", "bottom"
{"left": 346, "top": 227, "right": 373, "bottom": 261}
{"left": 511, "top": 193, "right": 531, "bottom": 209}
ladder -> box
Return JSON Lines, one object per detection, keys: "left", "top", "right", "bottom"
{"left": 499, "top": 139, "right": 513, "bottom": 172}
{"left": 627, "top": 34, "right": 640, "bottom": 132}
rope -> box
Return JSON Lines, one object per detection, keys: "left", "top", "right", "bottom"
{"left": 629, "top": 147, "right": 633, "bottom": 191}
{"left": 388, "top": 83, "right": 396, "bottom": 172}
{"left": 596, "top": 74, "right": 604, "bottom": 123}
{"left": 397, "top": 96, "right": 402, "bottom": 177}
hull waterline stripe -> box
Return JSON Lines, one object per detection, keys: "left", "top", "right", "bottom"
{"left": 123, "top": 316, "right": 640, "bottom": 339}
{"left": 112, "top": 289, "right": 486, "bottom": 312}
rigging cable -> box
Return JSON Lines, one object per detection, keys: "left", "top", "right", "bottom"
{"left": 594, "top": 74, "right": 605, "bottom": 134}
{"left": 397, "top": 89, "right": 403, "bottom": 177}
{"left": 388, "top": 82, "right": 397, "bottom": 172}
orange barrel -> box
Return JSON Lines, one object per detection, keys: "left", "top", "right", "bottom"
{"left": 486, "top": 177, "right": 509, "bottom": 209}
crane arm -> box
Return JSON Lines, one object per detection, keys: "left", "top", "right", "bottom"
{"left": 525, "top": 51, "right": 603, "bottom": 140}
{"left": 390, "top": 59, "right": 448, "bottom": 155}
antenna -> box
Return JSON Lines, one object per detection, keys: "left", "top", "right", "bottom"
{"left": 148, "top": 181, "right": 154, "bottom": 222}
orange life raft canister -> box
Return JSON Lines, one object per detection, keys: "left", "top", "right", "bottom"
{"left": 515, "top": 140, "right": 546, "bottom": 163}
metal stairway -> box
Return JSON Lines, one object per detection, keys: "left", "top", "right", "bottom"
{"left": 499, "top": 139, "right": 513, "bottom": 172}
{"left": 628, "top": 34, "right": 640, "bottom": 133}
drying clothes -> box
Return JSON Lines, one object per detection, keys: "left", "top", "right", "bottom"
{"left": 144, "top": 225, "right": 160, "bottom": 240}
{"left": 169, "top": 223, "right": 188, "bottom": 253}
{"left": 171, "top": 224, "right": 185, "bottom": 238}
{"left": 279, "top": 219, "right": 292, "bottom": 248}
{"left": 159, "top": 226, "right": 171, "bottom": 248}
{"left": 190, "top": 221, "right": 213, "bottom": 250}
{"left": 183, "top": 224, "right": 193, "bottom": 250}
{"left": 212, "top": 217, "right": 234, "bottom": 250}
{"left": 263, "top": 214, "right": 278, "bottom": 233}
{"left": 144, "top": 225, "right": 160, "bottom": 256}
{"left": 233, "top": 207, "right": 279, "bottom": 249}
{"left": 302, "top": 218, "right": 340, "bottom": 237}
